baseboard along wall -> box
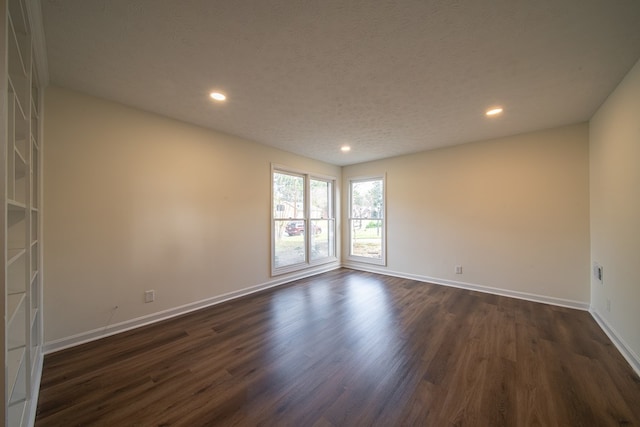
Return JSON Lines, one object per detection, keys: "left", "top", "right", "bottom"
{"left": 44, "top": 262, "right": 639, "bottom": 380}
{"left": 343, "top": 263, "right": 638, "bottom": 378}
{"left": 341, "top": 262, "right": 590, "bottom": 310}
{"left": 43, "top": 263, "right": 340, "bottom": 354}
{"left": 590, "top": 308, "right": 640, "bottom": 378}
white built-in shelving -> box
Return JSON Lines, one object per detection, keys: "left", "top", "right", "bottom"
{"left": 3, "top": 0, "right": 43, "bottom": 425}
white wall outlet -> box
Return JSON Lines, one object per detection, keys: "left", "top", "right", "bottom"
{"left": 144, "top": 290, "right": 156, "bottom": 303}
{"left": 593, "top": 262, "right": 603, "bottom": 284}
{"left": 455, "top": 265, "right": 463, "bottom": 274}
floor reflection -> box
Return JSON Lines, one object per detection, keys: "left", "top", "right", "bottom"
{"left": 265, "top": 272, "right": 406, "bottom": 396}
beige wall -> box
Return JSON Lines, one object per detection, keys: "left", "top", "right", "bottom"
{"left": 43, "top": 86, "right": 340, "bottom": 345}
{"left": 343, "top": 124, "right": 591, "bottom": 304}
{"left": 589, "top": 58, "right": 640, "bottom": 367}
{"left": 46, "top": 80, "right": 626, "bottom": 355}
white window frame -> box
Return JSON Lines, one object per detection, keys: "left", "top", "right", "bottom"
{"left": 347, "top": 175, "right": 386, "bottom": 266}
{"left": 271, "top": 165, "right": 337, "bottom": 276}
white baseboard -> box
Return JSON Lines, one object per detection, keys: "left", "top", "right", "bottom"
{"left": 43, "top": 263, "right": 340, "bottom": 355}
{"left": 590, "top": 308, "right": 640, "bottom": 378}
{"left": 344, "top": 262, "right": 640, "bottom": 377}
{"left": 38, "top": 261, "right": 640, "bottom": 412}
{"left": 341, "top": 262, "right": 590, "bottom": 311}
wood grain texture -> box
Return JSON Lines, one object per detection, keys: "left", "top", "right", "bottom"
{"left": 36, "top": 269, "right": 640, "bottom": 426}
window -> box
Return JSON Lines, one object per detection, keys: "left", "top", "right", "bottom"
{"left": 348, "top": 176, "right": 385, "bottom": 265}
{"left": 272, "top": 167, "right": 336, "bottom": 275}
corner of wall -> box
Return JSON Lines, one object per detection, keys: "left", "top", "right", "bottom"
{"left": 589, "top": 307, "right": 640, "bottom": 377}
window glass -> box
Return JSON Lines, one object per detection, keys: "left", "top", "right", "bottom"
{"left": 310, "top": 179, "right": 331, "bottom": 218}
{"left": 349, "top": 178, "right": 385, "bottom": 263}
{"left": 273, "top": 172, "right": 304, "bottom": 218}
{"left": 273, "top": 172, "right": 306, "bottom": 269}
{"left": 272, "top": 169, "right": 336, "bottom": 274}
{"left": 310, "top": 179, "right": 334, "bottom": 261}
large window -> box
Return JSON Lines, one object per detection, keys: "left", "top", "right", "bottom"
{"left": 272, "top": 167, "right": 336, "bottom": 274}
{"left": 348, "top": 176, "right": 385, "bottom": 265}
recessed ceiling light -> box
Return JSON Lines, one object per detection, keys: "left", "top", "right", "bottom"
{"left": 341, "top": 145, "right": 351, "bottom": 152}
{"left": 210, "top": 92, "right": 226, "bottom": 101}
{"left": 486, "top": 107, "right": 503, "bottom": 116}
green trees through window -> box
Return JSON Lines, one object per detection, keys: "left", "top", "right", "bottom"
{"left": 349, "top": 177, "right": 385, "bottom": 263}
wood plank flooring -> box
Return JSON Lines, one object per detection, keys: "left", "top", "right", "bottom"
{"left": 36, "top": 269, "right": 640, "bottom": 426}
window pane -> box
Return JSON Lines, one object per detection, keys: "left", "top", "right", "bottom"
{"left": 310, "top": 179, "right": 331, "bottom": 219}
{"left": 273, "top": 172, "right": 304, "bottom": 218}
{"left": 274, "top": 219, "right": 306, "bottom": 268}
{"left": 310, "top": 219, "right": 335, "bottom": 261}
{"left": 350, "top": 219, "right": 382, "bottom": 259}
{"left": 351, "top": 180, "right": 383, "bottom": 219}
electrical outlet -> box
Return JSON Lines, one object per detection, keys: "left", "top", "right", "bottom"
{"left": 593, "top": 262, "right": 603, "bottom": 284}
{"left": 455, "top": 265, "right": 463, "bottom": 274}
{"left": 145, "top": 290, "right": 156, "bottom": 303}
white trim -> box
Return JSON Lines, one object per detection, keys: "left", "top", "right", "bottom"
{"left": 590, "top": 308, "right": 640, "bottom": 378}
{"left": 43, "top": 263, "right": 340, "bottom": 355}
{"left": 42, "top": 261, "right": 640, "bottom": 384}
{"left": 342, "top": 262, "right": 590, "bottom": 311}
{"left": 346, "top": 175, "right": 386, "bottom": 266}
{"left": 25, "top": 0, "right": 49, "bottom": 86}
{"left": 271, "top": 165, "right": 338, "bottom": 276}
{"left": 271, "top": 254, "right": 338, "bottom": 277}
{"left": 25, "top": 349, "right": 44, "bottom": 427}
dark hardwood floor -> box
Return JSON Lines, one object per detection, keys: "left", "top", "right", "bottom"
{"left": 36, "top": 268, "right": 640, "bottom": 426}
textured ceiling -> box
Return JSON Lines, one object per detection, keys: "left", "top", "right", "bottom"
{"left": 41, "top": 0, "right": 640, "bottom": 166}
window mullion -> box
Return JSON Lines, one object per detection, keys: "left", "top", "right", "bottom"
{"left": 304, "top": 174, "right": 310, "bottom": 264}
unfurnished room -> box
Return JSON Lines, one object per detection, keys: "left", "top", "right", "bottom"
{"left": 2, "top": 0, "right": 640, "bottom": 425}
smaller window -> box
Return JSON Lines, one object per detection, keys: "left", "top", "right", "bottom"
{"left": 348, "top": 176, "right": 385, "bottom": 265}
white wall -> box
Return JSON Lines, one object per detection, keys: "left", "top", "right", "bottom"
{"left": 589, "top": 57, "right": 640, "bottom": 371}
{"left": 43, "top": 86, "right": 341, "bottom": 347}
{"left": 343, "top": 124, "right": 591, "bottom": 305}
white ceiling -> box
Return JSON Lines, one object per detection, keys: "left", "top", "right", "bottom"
{"left": 41, "top": 0, "right": 640, "bottom": 166}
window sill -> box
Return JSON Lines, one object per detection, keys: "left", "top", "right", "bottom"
{"left": 271, "top": 256, "right": 339, "bottom": 277}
